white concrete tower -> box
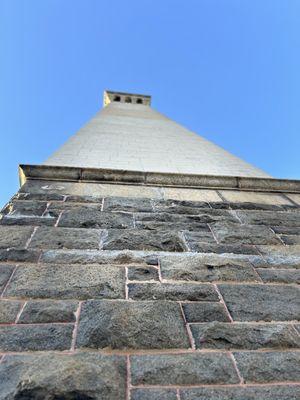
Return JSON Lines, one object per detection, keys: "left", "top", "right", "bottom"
{"left": 44, "top": 90, "right": 269, "bottom": 178}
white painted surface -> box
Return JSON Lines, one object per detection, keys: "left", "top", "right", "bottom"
{"left": 44, "top": 100, "right": 270, "bottom": 178}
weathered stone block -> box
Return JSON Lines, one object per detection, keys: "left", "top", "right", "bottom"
{"left": 5, "top": 264, "right": 125, "bottom": 300}
{"left": 103, "top": 197, "right": 153, "bottom": 212}
{"left": 66, "top": 194, "right": 103, "bottom": 203}
{"left": 130, "top": 353, "right": 239, "bottom": 385}
{"left": 103, "top": 229, "right": 186, "bottom": 251}
{"left": 0, "top": 226, "right": 34, "bottom": 249}
{"left": 76, "top": 300, "right": 190, "bottom": 349}
{"left": 0, "top": 324, "right": 73, "bottom": 351}
{"left": 135, "top": 209, "right": 238, "bottom": 230}
{"left": 191, "top": 322, "right": 300, "bottom": 349}
{"left": 58, "top": 208, "right": 133, "bottom": 228}
{"left": 0, "top": 353, "right": 126, "bottom": 400}
{"left": 128, "top": 282, "right": 218, "bottom": 301}
{"left": 180, "top": 385, "right": 300, "bottom": 400}
{"left": 186, "top": 238, "right": 260, "bottom": 255}
{"left": 0, "top": 264, "right": 15, "bottom": 293}
{"left": 0, "top": 300, "right": 22, "bottom": 323}
{"left": 0, "top": 248, "right": 40, "bottom": 263}
{"left": 234, "top": 351, "right": 300, "bottom": 383}
{"left": 1, "top": 200, "right": 48, "bottom": 216}
{"left": 127, "top": 266, "right": 159, "bottom": 281}
{"left": 219, "top": 284, "right": 300, "bottom": 321}
{"left": 236, "top": 210, "right": 300, "bottom": 227}
{"left": 28, "top": 226, "right": 102, "bottom": 250}
{"left": 131, "top": 389, "right": 177, "bottom": 400}
{"left": 153, "top": 199, "right": 210, "bottom": 214}
{"left": 182, "top": 302, "right": 230, "bottom": 322}
{"left": 256, "top": 268, "right": 300, "bottom": 284}
{"left": 18, "top": 300, "right": 78, "bottom": 323}
{"left": 210, "top": 221, "right": 280, "bottom": 245}
{"left": 280, "top": 234, "right": 300, "bottom": 245}
{"left": 160, "top": 254, "right": 258, "bottom": 282}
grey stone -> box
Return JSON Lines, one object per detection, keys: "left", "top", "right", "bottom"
{"left": 182, "top": 302, "right": 230, "bottom": 322}
{"left": 0, "top": 248, "right": 40, "bottom": 263}
{"left": 6, "top": 264, "right": 125, "bottom": 300}
{"left": 66, "top": 194, "right": 103, "bottom": 202}
{"left": 0, "top": 264, "right": 15, "bottom": 293}
{"left": 234, "top": 351, "right": 300, "bottom": 383}
{"left": 180, "top": 385, "right": 300, "bottom": 400}
{"left": 131, "top": 389, "right": 177, "bottom": 400}
{"left": 28, "top": 226, "right": 102, "bottom": 249}
{"left": 228, "top": 202, "right": 284, "bottom": 211}
{"left": 184, "top": 229, "right": 216, "bottom": 244}
{"left": 104, "top": 197, "right": 153, "bottom": 212}
{"left": 0, "top": 226, "right": 33, "bottom": 248}
{"left": 186, "top": 237, "right": 260, "bottom": 255}
{"left": 58, "top": 208, "right": 133, "bottom": 228}
{"left": 127, "top": 266, "right": 159, "bottom": 281}
{"left": 0, "top": 300, "right": 22, "bottom": 323}
{"left": 160, "top": 254, "right": 258, "bottom": 282}
{"left": 130, "top": 353, "right": 239, "bottom": 385}
{"left": 0, "top": 352, "right": 126, "bottom": 400}
{"left": 2, "top": 200, "right": 47, "bottom": 216}
{"left": 272, "top": 225, "right": 300, "bottom": 235}
{"left": 0, "top": 324, "right": 73, "bottom": 351}
{"left": 18, "top": 300, "right": 78, "bottom": 323}
{"left": 0, "top": 215, "right": 56, "bottom": 226}
{"left": 103, "top": 229, "right": 187, "bottom": 251}
{"left": 153, "top": 199, "right": 210, "bottom": 214}
{"left": 210, "top": 221, "right": 280, "bottom": 245}
{"left": 280, "top": 235, "right": 300, "bottom": 245}
{"left": 219, "top": 284, "right": 300, "bottom": 321}
{"left": 76, "top": 300, "right": 190, "bottom": 349}
{"left": 21, "top": 192, "right": 65, "bottom": 201}
{"left": 135, "top": 209, "right": 238, "bottom": 230}
{"left": 191, "top": 322, "right": 300, "bottom": 349}
{"left": 236, "top": 210, "right": 300, "bottom": 227}
{"left": 128, "top": 282, "right": 218, "bottom": 301}
{"left": 257, "top": 268, "right": 300, "bottom": 284}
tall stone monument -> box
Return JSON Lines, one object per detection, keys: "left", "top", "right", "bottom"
{"left": 0, "top": 91, "right": 299, "bottom": 399}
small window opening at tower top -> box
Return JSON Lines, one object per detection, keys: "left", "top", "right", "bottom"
{"left": 114, "top": 95, "right": 121, "bottom": 102}
{"left": 136, "top": 98, "right": 143, "bottom": 104}
{"left": 125, "top": 97, "right": 132, "bottom": 103}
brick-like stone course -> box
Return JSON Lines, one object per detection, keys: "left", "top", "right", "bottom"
{"left": 1, "top": 183, "right": 300, "bottom": 398}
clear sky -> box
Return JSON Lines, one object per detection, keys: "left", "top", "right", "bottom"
{"left": 0, "top": 0, "right": 299, "bottom": 207}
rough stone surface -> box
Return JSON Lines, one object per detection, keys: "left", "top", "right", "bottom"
{"left": 103, "top": 229, "right": 187, "bottom": 251}
{"left": 182, "top": 302, "right": 230, "bottom": 322}
{"left": 0, "top": 324, "right": 73, "bottom": 351}
{"left": 128, "top": 282, "right": 218, "bottom": 301}
{"left": 5, "top": 264, "right": 125, "bottom": 299}
{"left": 18, "top": 300, "right": 78, "bottom": 323}
{"left": 191, "top": 322, "right": 300, "bottom": 349}
{"left": 0, "top": 300, "right": 22, "bottom": 323}
{"left": 28, "top": 226, "right": 102, "bottom": 249}
{"left": 58, "top": 208, "right": 134, "bottom": 228}
{"left": 180, "top": 386, "right": 300, "bottom": 400}
{"left": 127, "top": 266, "right": 159, "bottom": 281}
{"left": 257, "top": 268, "right": 300, "bottom": 284}
{"left": 219, "top": 284, "right": 300, "bottom": 321}
{"left": 210, "top": 221, "right": 280, "bottom": 245}
{"left": 131, "top": 389, "right": 177, "bottom": 400}
{"left": 234, "top": 351, "right": 300, "bottom": 383}
{"left": 76, "top": 300, "right": 190, "bottom": 349}
{"left": 0, "top": 353, "right": 126, "bottom": 400}
{"left": 103, "top": 196, "right": 153, "bottom": 212}
{"left": 0, "top": 226, "right": 33, "bottom": 248}
{"left": 160, "top": 254, "right": 258, "bottom": 282}
{"left": 130, "top": 353, "right": 239, "bottom": 385}
{"left": 0, "top": 264, "right": 15, "bottom": 293}
{"left": 1, "top": 200, "right": 47, "bottom": 216}
{"left": 236, "top": 209, "right": 300, "bottom": 227}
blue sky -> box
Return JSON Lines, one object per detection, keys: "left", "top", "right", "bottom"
{"left": 0, "top": 0, "right": 299, "bottom": 207}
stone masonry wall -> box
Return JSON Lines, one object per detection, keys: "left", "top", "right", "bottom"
{"left": 0, "top": 178, "right": 299, "bottom": 399}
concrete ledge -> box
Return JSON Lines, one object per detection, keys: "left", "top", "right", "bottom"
{"left": 19, "top": 164, "right": 300, "bottom": 193}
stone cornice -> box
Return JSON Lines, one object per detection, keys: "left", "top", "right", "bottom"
{"left": 19, "top": 164, "right": 300, "bottom": 193}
